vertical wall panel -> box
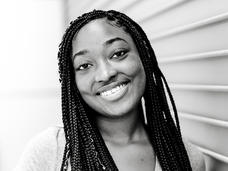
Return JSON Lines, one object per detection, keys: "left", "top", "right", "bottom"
{"left": 66, "top": 0, "right": 228, "bottom": 170}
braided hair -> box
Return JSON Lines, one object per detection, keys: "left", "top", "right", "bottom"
{"left": 58, "top": 10, "right": 192, "bottom": 171}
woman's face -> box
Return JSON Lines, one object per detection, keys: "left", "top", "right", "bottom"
{"left": 72, "top": 19, "right": 146, "bottom": 118}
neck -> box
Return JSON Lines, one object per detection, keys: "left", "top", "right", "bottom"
{"left": 96, "top": 106, "right": 146, "bottom": 145}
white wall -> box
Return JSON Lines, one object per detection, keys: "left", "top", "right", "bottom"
{"left": 66, "top": 0, "right": 228, "bottom": 170}
{"left": 0, "top": 0, "right": 64, "bottom": 170}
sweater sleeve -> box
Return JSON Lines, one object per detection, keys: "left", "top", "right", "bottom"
{"left": 14, "top": 127, "right": 64, "bottom": 171}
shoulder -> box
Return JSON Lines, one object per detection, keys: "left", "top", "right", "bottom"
{"left": 183, "top": 139, "right": 206, "bottom": 171}
{"left": 14, "top": 126, "right": 66, "bottom": 171}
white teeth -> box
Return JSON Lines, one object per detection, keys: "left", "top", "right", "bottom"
{"left": 100, "top": 84, "right": 125, "bottom": 97}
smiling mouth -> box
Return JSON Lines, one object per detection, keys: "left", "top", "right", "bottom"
{"left": 97, "top": 82, "right": 129, "bottom": 101}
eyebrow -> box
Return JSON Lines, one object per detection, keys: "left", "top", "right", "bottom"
{"left": 103, "top": 37, "right": 127, "bottom": 46}
{"left": 72, "top": 49, "right": 89, "bottom": 60}
{"left": 72, "top": 37, "right": 127, "bottom": 60}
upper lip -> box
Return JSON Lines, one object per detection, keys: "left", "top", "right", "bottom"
{"left": 96, "top": 80, "right": 129, "bottom": 95}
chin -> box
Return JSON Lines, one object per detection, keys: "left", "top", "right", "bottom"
{"left": 99, "top": 99, "right": 140, "bottom": 119}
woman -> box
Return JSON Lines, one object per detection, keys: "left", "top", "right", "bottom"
{"left": 15, "top": 10, "right": 205, "bottom": 171}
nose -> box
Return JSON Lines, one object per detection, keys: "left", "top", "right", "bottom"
{"left": 95, "top": 60, "right": 117, "bottom": 82}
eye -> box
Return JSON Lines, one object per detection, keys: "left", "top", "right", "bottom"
{"left": 76, "top": 63, "right": 92, "bottom": 71}
{"left": 112, "top": 50, "right": 128, "bottom": 59}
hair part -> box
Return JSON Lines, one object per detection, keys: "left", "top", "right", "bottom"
{"left": 58, "top": 9, "right": 192, "bottom": 171}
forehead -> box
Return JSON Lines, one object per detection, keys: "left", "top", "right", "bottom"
{"left": 72, "top": 19, "right": 133, "bottom": 50}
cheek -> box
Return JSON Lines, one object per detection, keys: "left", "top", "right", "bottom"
{"left": 75, "top": 74, "right": 91, "bottom": 95}
{"left": 123, "top": 55, "right": 145, "bottom": 78}
{"left": 124, "top": 56, "right": 146, "bottom": 95}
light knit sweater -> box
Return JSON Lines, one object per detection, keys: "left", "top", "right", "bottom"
{"left": 14, "top": 126, "right": 205, "bottom": 171}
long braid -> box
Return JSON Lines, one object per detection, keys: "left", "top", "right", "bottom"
{"left": 59, "top": 10, "right": 119, "bottom": 170}
{"left": 58, "top": 9, "right": 192, "bottom": 170}
{"left": 107, "top": 11, "right": 192, "bottom": 170}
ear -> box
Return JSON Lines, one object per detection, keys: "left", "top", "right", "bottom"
{"left": 141, "top": 97, "right": 147, "bottom": 125}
